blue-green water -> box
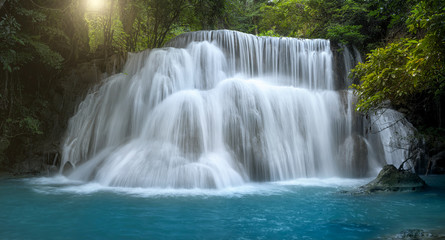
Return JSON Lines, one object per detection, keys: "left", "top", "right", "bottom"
{"left": 1, "top": 176, "right": 444, "bottom": 240}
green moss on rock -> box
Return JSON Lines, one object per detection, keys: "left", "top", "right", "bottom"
{"left": 360, "top": 165, "right": 427, "bottom": 193}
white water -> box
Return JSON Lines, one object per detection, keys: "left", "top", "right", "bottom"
{"left": 370, "top": 109, "right": 415, "bottom": 170}
{"left": 61, "top": 30, "right": 413, "bottom": 188}
{"left": 341, "top": 45, "right": 363, "bottom": 87}
{"left": 27, "top": 176, "right": 370, "bottom": 197}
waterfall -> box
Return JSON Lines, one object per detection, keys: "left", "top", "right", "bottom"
{"left": 61, "top": 30, "right": 412, "bottom": 188}
{"left": 341, "top": 44, "right": 363, "bottom": 87}
{"left": 370, "top": 109, "right": 415, "bottom": 170}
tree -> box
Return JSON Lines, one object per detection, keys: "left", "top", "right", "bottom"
{"left": 136, "top": 0, "right": 190, "bottom": 48}
{"left": 352, "top": 0, "right": 445, "bottom": 127}
{"left": 117, "top": 0, "right": 138, "bottom": 51}
{"left": 258, "top": 0, "right": 367, "bottom": 45}
{"left": 259, "top": 0, "right": 307, "bottom": 37}
{"left": 352, "top": 0, "right": 445, "bottom": 110}
{"left": 85, "top": 0, "right": 127, "bottom": 57}
{"left": 222, "top": 0, "right": 267, "bottom": 34}
{"left": 189, "top": 0, "right": 226, "bottom": 30}
{"left": 0, "top": 0, "right": 90, "bottom": 170}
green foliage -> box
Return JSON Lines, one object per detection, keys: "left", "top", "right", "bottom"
{"left": 111, "top": 18, "right": 127, "bottom": 53}
{"left": 259, "top": 0, "right": 308, "bottom": 37}
{"left": 257, "top": 0, "right": 372, "bottom": 47}
{"left": 85, "top": 13, "right": 104, "bottom": 53}
{"left": 352, "top": 0, "right": 445, "bottom": 114}
{"left": 86, "top": 0, "right": 410, "bottom": 51}
{"left": 0, "top": 93, "right": 46, "bottom": 139}
{"left": 223, "top": 0, "right": 267, "bottom": 34}
{"left": 258, "top": 29, "right": 282, "bottom": 37}
{"left": 326, "top": 24, "right": 365, "bottom": 46}
{"left": 0, "top": 14, "right": 22, "bottom": 72}
{"left": 28, "top": 39, "right": 64, "bottom": 70}
{"left": 85, "top": 0, "right": 128, "bottom": 54}
{"left": 88, "top": 0, "right": 198, "bottom": 52}
{"left": 139, "top": 0, "right": 190, "bottom": 48}
{"left": 19, "top": 117, "right": 43, "bottom": 135}
{"left": 351, "top": 39, "right": 418, "bottom": 112}
{"left": 406, "top": 0, "right": 445, "bottom": 46}
{"left": 190, "top": 0, "right": 226, "bottom": 29}
{"left": 0, "top": 0, "right": 79, "bottom": 168}
{"left": 0, "top": 1, "right": 65, "bottom": 72}
{"left": 256, "top": 0, "right": 421, "bottom": 51}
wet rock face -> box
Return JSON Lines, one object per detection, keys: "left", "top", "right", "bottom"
{"left": 360, "top": 165, "right": 427, "bottom": 193}
{"left": 431, "top": 151, "right": 445, "bottom": 174}
{"left": 349, "top": 135, "right": 369, "bottom": 177}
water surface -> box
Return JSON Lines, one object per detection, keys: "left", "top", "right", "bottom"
{"left": 1, "top": 176, "right": 444, "bottom": 240}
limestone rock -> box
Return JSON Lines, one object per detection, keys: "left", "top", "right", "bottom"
{"left": 431, "top": 151, "right": 445, "bottom": 174}
{"left": 360, "top": 165, "right": 426, "bottom": 193}
{"left": 382, "top": 229, "right": 445, "bottom": 240}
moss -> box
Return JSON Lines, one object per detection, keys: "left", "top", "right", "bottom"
{"left": 360, "top": 165, "right": 427, "bottom": 193}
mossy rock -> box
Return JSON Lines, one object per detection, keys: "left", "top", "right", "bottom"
{"left": 360, "top": 165, "right": 427, "bottom": 193}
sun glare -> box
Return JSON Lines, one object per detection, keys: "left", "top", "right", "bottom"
{"left": 87, "top": 0, "right": 104, "bottom": 12}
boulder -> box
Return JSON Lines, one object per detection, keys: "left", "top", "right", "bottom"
{"left": 431, "top": 151, "right": 445, "bottom": 174}
{"left": 382, "top": 229, "right": 445, "bottom": 240}
{"left": 359, "top": 165, "right": 427, "bottom": 193}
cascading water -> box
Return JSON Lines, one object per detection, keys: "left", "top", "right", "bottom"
{"left": 341, "top": 45, "right": 363, "bottom": 87}
{"left": 61, "top": 30, "right": 412, "bottom": 188}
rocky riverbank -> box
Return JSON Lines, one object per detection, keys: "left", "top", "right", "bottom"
{"left": 378, "top": 229, "right": 445, "bottom": 240}
{"left": 341, "top": 164, "right": 427, "bottom": 195}
{"left": 360, "top": 164, "right": 427, "bottom": 193}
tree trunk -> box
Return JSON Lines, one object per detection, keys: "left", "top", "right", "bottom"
{"left": 64, "top": 1, "right": 90, "bottom": 63}
{"left": 104, "top": 3, "right": 114, "bottom": 61}
{"left": 118, "top": 0, "right": 137, "bottom": 51}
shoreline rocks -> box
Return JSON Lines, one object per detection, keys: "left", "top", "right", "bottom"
{"left": 379, "top": 229, "right": 445, "bottom": 240}
{"left": 359, "top": 165, "right": 427, "bottom": 193}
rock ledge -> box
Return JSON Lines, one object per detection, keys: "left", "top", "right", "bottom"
{"left": 360, "top": 165, "right": 427, "bottom": 193}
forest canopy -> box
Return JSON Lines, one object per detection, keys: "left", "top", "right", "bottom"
{"left": 1, "top": 0, "right": 430, "bottom": 66}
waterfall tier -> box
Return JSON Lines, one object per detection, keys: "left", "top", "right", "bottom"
{"left": 61, "top": 30, "right": 412, "bottom": 188}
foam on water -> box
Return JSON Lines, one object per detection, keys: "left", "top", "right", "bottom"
{"left": 27, "top": 176, "right": 367, "bottom": 198}
{"left": 275, "top": 177, "right": 371, "bottom": 188}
